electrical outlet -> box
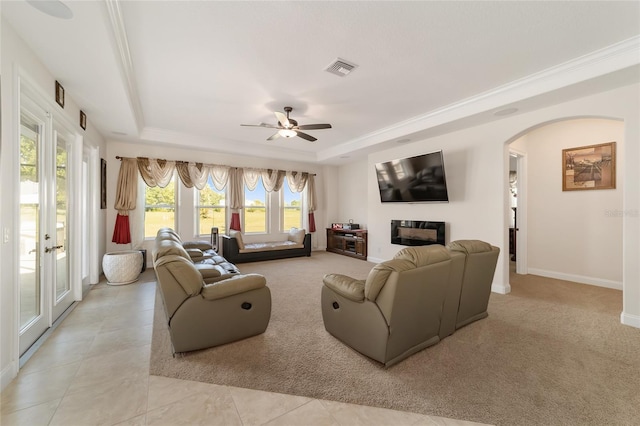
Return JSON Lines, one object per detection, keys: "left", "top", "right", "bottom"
{"left": 3, "top": 228, "right": 9, "bottom": 243}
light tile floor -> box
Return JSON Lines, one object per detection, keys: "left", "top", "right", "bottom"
{"left": 1, "top": 270, "right": 489, "bottom": 426}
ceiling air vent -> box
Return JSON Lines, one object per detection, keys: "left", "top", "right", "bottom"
{"left": 325, "top": 58, "right": 358, "bottom": 77}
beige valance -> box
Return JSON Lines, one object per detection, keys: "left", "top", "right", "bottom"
{"left": 113, "top": 155, "right": 319, "bottom": 234}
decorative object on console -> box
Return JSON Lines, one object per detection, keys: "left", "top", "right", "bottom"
{"left": 375, "top": 150, "right": 449, "bottom": 202}
{"left": 391, "top": 220, "right": 445, "bottom": 246}
{"left": 332, "top": 220, "right": 360, "bottom": 230}
{"left": 562, "top": 141, "right": 616, "bottom": 191}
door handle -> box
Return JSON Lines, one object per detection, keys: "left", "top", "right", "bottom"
{"left": 44, "top": 245, "right": 63, "bottom": 253}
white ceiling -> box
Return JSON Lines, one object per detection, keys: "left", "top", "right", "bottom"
{"left": 2, "top": 0, "right": 639, "bottom": 165}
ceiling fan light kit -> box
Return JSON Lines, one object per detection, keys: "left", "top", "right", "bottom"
{"left": 279, "top": 129, "right": 297, "bottom": 138}
{"left": 241, "top": 106, "right": 332, "bottom": 142}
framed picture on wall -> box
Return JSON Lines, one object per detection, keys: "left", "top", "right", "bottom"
{"left": 55, "top": 80, "right": 65, "bottom": 108}
{"left": 101, "top": 158, "right": 107, "bottom": 209}
{"left": 80, "top": 110, "right": 87, "bottom": 130}
{"left": 562, "top": 141, "right": 616, "bottom": 191}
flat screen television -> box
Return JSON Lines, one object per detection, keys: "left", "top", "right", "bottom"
{"left": 375, "top": 150, "right": 449, "bottom": 202}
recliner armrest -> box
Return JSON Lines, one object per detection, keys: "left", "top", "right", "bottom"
{"left": 185, "top": 248, "right": 204, "bottom": 261}
{"left": 322, "top": 274, "right": 365, "bottom": 302}
{"left": 201, "top": 273, "right": 266, "bottom": 301}
{"left": 183, "top": 241, "right": 214, "bottom": 251}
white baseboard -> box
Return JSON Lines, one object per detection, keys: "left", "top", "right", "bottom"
{"left": 1, "top": 361, "right": 18, "bottom": 392}
{"left": 366, "top": 256, "right": 385, "bottom": 264}
{"left": 527, "top": 268, "right": 622, "bottom": 290}
{"left": 621, "top": 312, "right": 640, "bottom": 329}
{"left": 492, "top": 282, "right": 511, "bottom": 295}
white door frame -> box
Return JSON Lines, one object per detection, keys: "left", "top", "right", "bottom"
{"left": 16, "top": 71, "right": 83, "bottom": 360}
{"left": 510, "top": 149, "right": 528, "bottom": 275}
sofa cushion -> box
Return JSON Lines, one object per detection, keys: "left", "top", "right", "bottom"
{"left": 394, "top": 245, "right": 450, "bottom": 267}
{"left": 364, "top": 259, "right": 414, "bottom": 301}
{"left": 288, "top": 228, "right": 306, "bottom": 244}
{"left": 240, "top": 240, "right": 302, "bottom": 253}
{"left": 155, "top": 255, "right": 203, "bottom": 296}
{"left": 157, "top": 228, "right": 182, "bottom": 242}
{"left": 154, "top": 239, "right": 190, "bottom": 262}
{"left": 447, "top": 240, "right": 493, "bottom": 254}
{"left": 194, "top": 263, "right": 224, "bottom": 281}
{"left": 182, "top": 240, "right": 214, "bottom": 250}
{"left": 185, "top": 248, "right": 204, "bottom": 260}
{"left": 229, "top": 230, "right": 245, "bottom": 250}
{"left": 201, "top": 273, "right": 266, "bottom": 300}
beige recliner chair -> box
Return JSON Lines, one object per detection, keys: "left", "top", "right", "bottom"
{"left": 447, "top": 240, "right": 500, "bottom": 330}
{"left": 321, "top": 245, "right": 465, "bottom": 367}
{"left": 154, "top": 252, "right": 271, "bottom": 354}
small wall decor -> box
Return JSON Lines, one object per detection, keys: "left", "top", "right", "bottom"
{"left": 55, "top": 80, "right": 65, "bottom": 108}
{"left": 562, "top": 141, "right": 616, "bottom": 191}
{"left": 80, "top": 110, "right": 87, "bottom": 130}
{"left": 101, "top": 158, "right": 107, "bottom": 209}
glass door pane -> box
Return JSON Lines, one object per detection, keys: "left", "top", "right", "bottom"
{"left": 19, "top": 118, "right": 41, "bottom": 330}
{"left": 55, "top": 136, "right": 69, "bottom": 299}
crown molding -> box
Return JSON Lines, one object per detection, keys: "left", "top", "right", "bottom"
{"left": 318, "top": 36, "right": 640, "bottom": 162}
{"left": 105, "top": 0, "right": 145, "bottom": 134}
{"left": 140, "top": 127, "right": 318, "bottom": 164}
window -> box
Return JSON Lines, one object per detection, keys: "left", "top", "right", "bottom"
{"left": 196, "top": 179, "right": 226, "bottom": 236}
{"left": 391, "top": 159, "right": 407, "bottom": 179}
{"left": 244, "top": 179, "right": 267, "bottom": 233}
{"left": 282, "top": 184, "right": 302, "bottom": 231}
{"left": 144, "top": 175, "right": 177, "bottom": 238}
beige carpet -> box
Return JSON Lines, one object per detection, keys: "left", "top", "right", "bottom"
{"left": 150, "top": 252, "right": 640, "bottom": 426}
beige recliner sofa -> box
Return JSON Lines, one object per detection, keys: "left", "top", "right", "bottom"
{"left": 447, "top": 240, "right": 500, "bottom": 330}
{"left": 155, "top": 227, "right": 239, "bottom": 284}
{"left": 321, "top": 240, "right": 500, "bottom": 367}
{"left": 321, "top": 245, "right": 466, "bottom": 367}
{"left": 153, "top": 229, "right": 271, "bottom": 353}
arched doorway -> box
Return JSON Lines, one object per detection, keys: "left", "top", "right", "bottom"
{"left": 504, "top": 117, "right": 624, "bottom": 294}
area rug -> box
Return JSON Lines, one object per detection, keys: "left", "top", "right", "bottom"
{"left": 150, "top": 251, "right": 640, "bottom": 425}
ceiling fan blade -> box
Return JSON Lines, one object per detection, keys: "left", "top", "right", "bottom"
{"left": 267, "top": 132, "right": 281, "bottom": 141}
{"left": 297, "top": 123, "right": 332, "bottom": 130}
{"left": 275, "top": 111, "right": 290, "bottom": 128}
{"left": 241, "top": 122, "right": 279, "bottom": 129}
{"left": 296, "top": 131, "right": 317, "bottom": 142}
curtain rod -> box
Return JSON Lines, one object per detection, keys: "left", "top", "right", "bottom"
{"left": 115, "top": 156, "right": 316, "bottom": 176}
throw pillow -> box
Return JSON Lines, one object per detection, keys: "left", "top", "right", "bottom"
{"left": 288, "top": 227, "right": 305, "bottom": 244}
{"left": 229, "top": 230, "right": 245, "bottom": 250}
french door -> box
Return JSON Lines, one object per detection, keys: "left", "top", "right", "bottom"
{"left": 18, "top": 94, "right": 75, "bottom": 356}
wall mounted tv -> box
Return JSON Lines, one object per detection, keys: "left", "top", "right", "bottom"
{"left": 375, "top": 150, "right": 449, "bottom": 202}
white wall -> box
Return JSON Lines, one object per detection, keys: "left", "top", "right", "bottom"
{"left": 1, "top": 20, "right": 107, "bottom": 390}
{"left": 340, "top": 83, "right": 639, "bottom": 327}
{"left": 336, "top": 158, "right": 369, "bottom": 227}
{"left": 366, "top": 131, "right": 505, "bottom": 265}
{"left": 517, "top": 119, "right": 624, "bottom": 288}
{"left": 105, "top": 141, "right": 337, "bottom": 260}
